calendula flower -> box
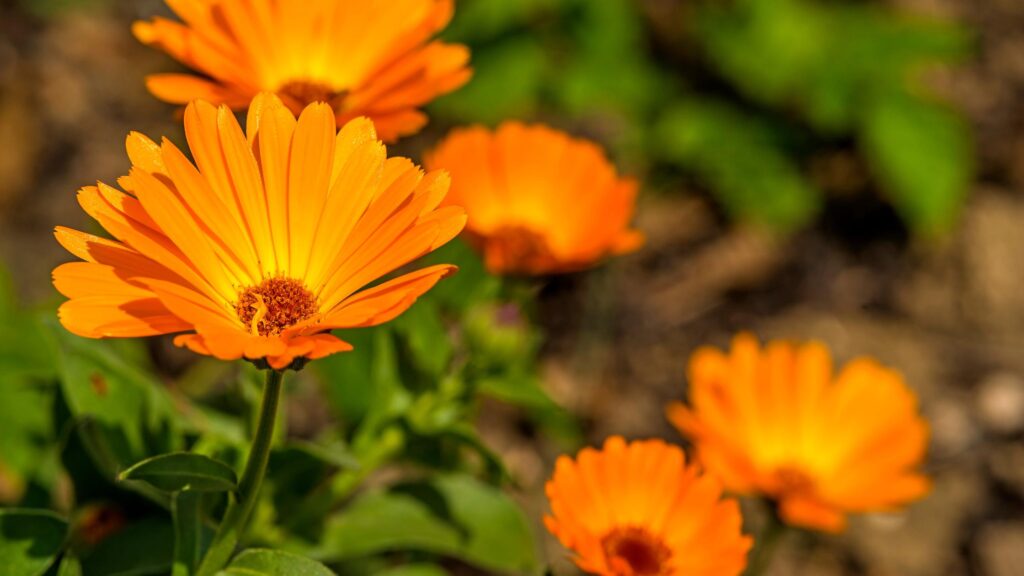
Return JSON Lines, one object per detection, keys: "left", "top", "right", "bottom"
{"left": 667, "top": 334, "right": 931, "bottom": 533}
{"left": 545, "top": 436, "right": 751, "bottom": 576}
{"left": 133, "top": 0, "right": 471, "bottom": 141}
{"left": 53, "top": 93, "right": 466, "bottom": 370}
{"left": 425, "top": 123, "right": 643, "bottom": 275}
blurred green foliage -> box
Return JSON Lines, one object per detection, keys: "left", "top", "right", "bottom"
{"left": 435, "top": 0, "right": 973, "bottom": 236}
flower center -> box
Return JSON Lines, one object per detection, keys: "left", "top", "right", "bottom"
{"left": 772, "top": 465, "right": 815, "bottom": 496}
{"left": 601, "top": 527, "right": 671, "bottom": 576}
{"left": 235, "top": 277, "right": 318, "bottom": 336}
{"left": 277, "top": 79, "right": 348, "bottom": 112}
{"left": 480, "top": 225, "right": 554, "bottom": 273}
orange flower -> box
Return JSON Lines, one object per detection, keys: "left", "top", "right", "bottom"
{"left": 425, "top": 123, "right": 643, "bottom": 275}
{"left": 133, "top": 0, "right": 471, "bottom": 142}
{"left": 53, "top": 93, "right": 466, "bottom": 370}
{"left": 545, "top": 436, "right": 751, "bottom": 576}
{"left": 667, "top": 334, "right": 931, "bottom": 533}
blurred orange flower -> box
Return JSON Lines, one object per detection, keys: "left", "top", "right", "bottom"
{"left": 53, "top": 93, "right": 465, "bottom": 370}
{"left": 545, "top": 436, "right": 751, "bottom": 576}
{"left": 425, "top": 123, "right": 643, "bottom": 275}
{"left": 133, "top": 0, "right": 471, "bottom": 142}
{"left": 668, "top": 333, "right": 931, "bottom": 533}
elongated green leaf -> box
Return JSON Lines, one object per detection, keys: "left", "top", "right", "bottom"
{"left": 0, "top": 509, "right": 67, "bottom": 576}
{"left": 172, "top": 492, "right": 204, "bottom": 576}
{"left": 120, "top": 453, "right": 237, "bottom": 493}
{"left": 317, "top": 475, "right": 538, "bottom": 574}
{"left": 219, "top": 549, "right": 336, "bottom": 576}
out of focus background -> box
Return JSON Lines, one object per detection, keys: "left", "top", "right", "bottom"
{"left": 1, "top": 0, "right": 1023, "bottom": 574}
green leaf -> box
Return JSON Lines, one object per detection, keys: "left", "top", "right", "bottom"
{"left": 559, "top": 0, "right": 674, "bottom": 119}
{"left": 56, "top": 556, "right": 82, "bottom": 576}
{"left": 862, "top": 89, "right": 971, "bottom": 237}
{"left": 51, "top": 324, "right": 182, "bottom": 477}
{"left": 287, "top": 441, "right": 360, "bottom": 471}
{"left": 317, "top": 475, "right": 538, "bottom": 574}
{"left": 0, "top": 509, "right": 67, "bottom": 576}
{"left": 0, "top": 379, "right": 54, "bottom": 488}
{"left": 693, "top": 0, "right": 969, "bottom": 133}
{"left": 414, "top": 239, "right": 498, "bottom": 312}
{"left": 477, "top": 374, "right": 557, "bottom": 411}
{"left": 443, "top": 0, "right": 559, "bottom": 43}
{"left": 392, "top": 299, "right": 452, "bottom": 378}
{"left": 80, "top": 517, "right": 173, "bottom": 576}
{"left": 477, "top": 374, "right": 582, "bottom": 446}
{"left": 657, "top": 99, "right": 820, "bottom": 231}
{"left": 120, "top": 453, "right": 237, "bottom": 494}
{"left": 219, "top": 549, "right": 335, "bottom": 576}
{"left": 0, "top": 266, "right": 56, "bottom": 381}
{"left": 172, "top": 492, "right": 204, "bottom": 576}
{"left": 375, "top": 565, "right": 448, "bottom": 576}
{"left": 316, "top": 327, "right": 402, "bottom": 429}
{"left": 430, "top": 36, "right": 548, "bottom": 125}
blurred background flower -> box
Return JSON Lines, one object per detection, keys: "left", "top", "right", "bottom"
{"left": 133, "top": 0, "right": 471, "bottom": 141}
{"left": 668, "top": 334, "right": 930, "bottom": 534}
{"left": 426, "top": 122, "right": 642, "bottom": 275}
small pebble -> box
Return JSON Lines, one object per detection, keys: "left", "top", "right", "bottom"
{"left": 976, "top": 372, "right": 1024, "bottom": 435}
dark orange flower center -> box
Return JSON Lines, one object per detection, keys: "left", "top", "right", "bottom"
{"left": 479, "top": 225, "right": 555, "bottom": 273}
{"left": 235, "top": 277, "right": 318, "bottom": 336}
{"left": 277, "top": 79, "right": 348, "bottom": 112}
{"left": 773, "top": 465, "right": 815, "bottom": 496}
{"left": 601, "top": 526, "right": 671, "bottom": 576}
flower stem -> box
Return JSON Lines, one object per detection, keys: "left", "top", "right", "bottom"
{"left": 196, "top": 369, "right": 284, "bottom": 576}
{"left": 745, "top": 503, "right": 787, "bottom": 576}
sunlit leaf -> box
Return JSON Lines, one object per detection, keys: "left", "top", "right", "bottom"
{"left": 0, "top": 509, "right": 67, "bottom": 576}
{"left": 56, "top": 555, "right": 82, "bottom": 576}
{"left": 219, "top": 549, "right": 335, "bottom": 576}
{"left": 316, "top": 475, "right": 538, "bottom": 574}
{"left": 862, "top": 90, "right": 972, "bottom": 237}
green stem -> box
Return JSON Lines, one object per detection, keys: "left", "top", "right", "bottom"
{"left": 745, "top": 503, "right": 787, "bottom": 576}
{"left": 196, "top": 369, "right": 284, "bottom": 576}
